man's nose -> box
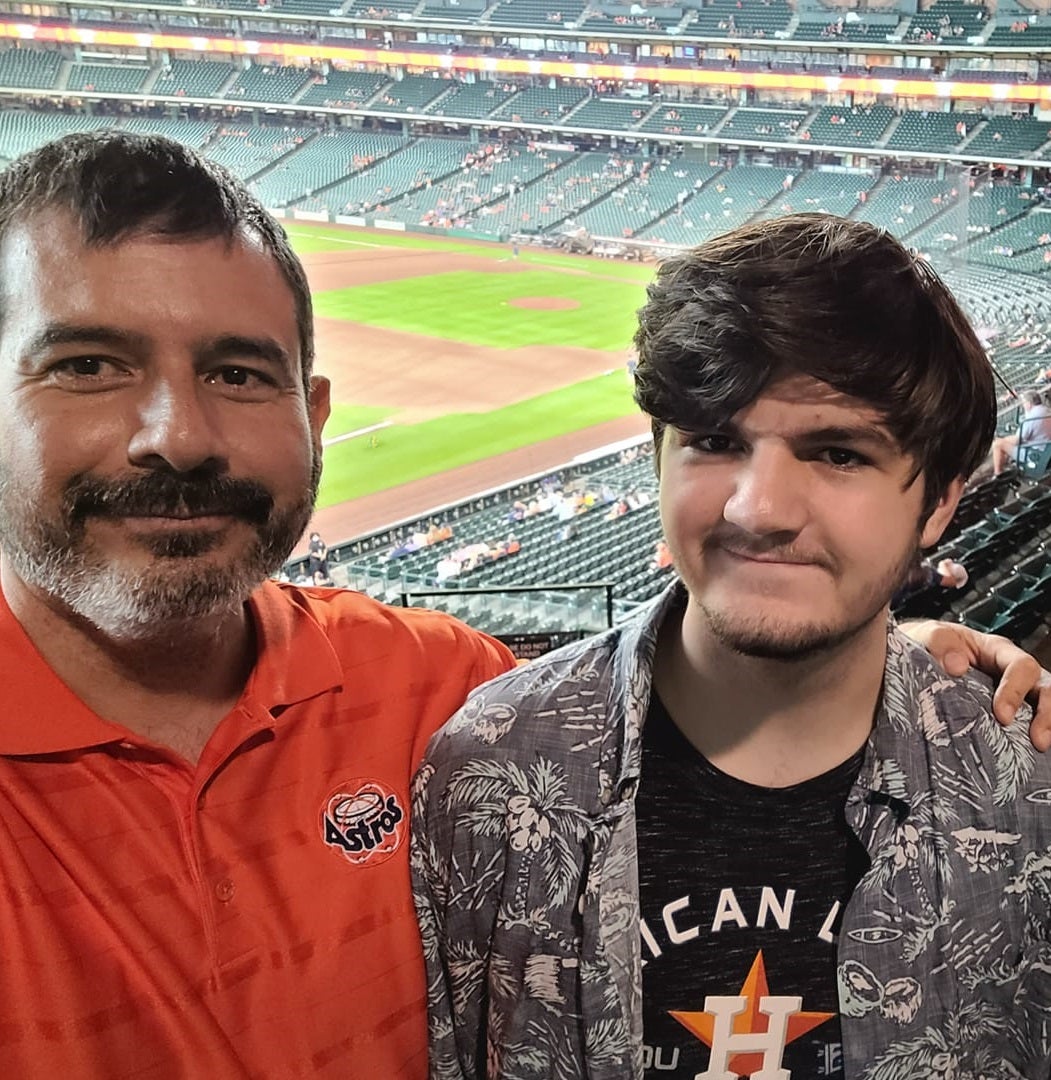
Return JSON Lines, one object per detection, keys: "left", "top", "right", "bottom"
{"left": 721, "top": 445, "right": 809, "bottom": 537}
{"left": 126, "top": 371, "right": 227, "bottom": 475}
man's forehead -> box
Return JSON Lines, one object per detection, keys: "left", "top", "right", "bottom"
{"left": 0, "top": 210, "right": 300, "bottom": 360}
{"left": 0, "top": 207, "right": 267, "bottom": 264}
{"left": 729, "top": 374, "right": 894, "bottom": 437}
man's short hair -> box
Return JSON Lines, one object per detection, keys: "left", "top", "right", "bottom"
{"left": 1022, "top": 390, "right": 1043, "bottom": 409}
{"left": 0, "top": 130, "right": 314, "bottom": 385}
{"left": 633, "top": 213, "right": 996, "bottom": 518}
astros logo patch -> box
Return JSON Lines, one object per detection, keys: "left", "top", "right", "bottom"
{"left": 321, "top": 779, "right": 406, "bottom": 867}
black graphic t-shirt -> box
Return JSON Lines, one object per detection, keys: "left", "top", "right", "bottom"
{"left": 637, "top": 694, "right": 869, "bottom": 1078}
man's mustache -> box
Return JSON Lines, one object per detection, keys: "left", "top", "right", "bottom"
{"left": 64, "top": 471, "right": 274, "bottom": 527}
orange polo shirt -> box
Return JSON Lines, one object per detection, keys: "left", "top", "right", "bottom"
{"left": 0, "top": 581, "right": 515, "bottom": 1078}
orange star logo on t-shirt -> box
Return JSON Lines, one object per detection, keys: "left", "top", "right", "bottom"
{"left": 669, "top": 950, "right": 836, "bottom": 1077}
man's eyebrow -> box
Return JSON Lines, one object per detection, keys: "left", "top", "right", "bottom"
{"left": 25, "top": 324, "right": 148, "bottom": 354}
{"left": 202, "top": 334, "right": 294, "bottom": 370}
{"left": 792, "top": 425, "right": 899, "bottom": 451}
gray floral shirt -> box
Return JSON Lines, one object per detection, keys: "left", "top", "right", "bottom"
{"left": 411, "top": 583, "right": 1051, "bottom": 1080}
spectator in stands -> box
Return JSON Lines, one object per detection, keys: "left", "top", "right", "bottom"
{"left": 412, "top": 214, "right": 1051, "bottom": 1079}
{"left": 892, "top": 554, "right": 968, "bottom": 607}
{"left": 652, "top": 537, "right": 674, "bottom": 569}
{"left": 305, "top": 529, "right": 329, "bottom": 579}
{"left": 991, "top": 388, "right": 1051, "bottom": 474}
{"left": 0, "top": 131, "right": 517, "bottom": 1078}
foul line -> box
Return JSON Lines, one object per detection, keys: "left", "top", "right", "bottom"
{"left": 322, "top": 420, "right": 393, "bottom": 448}
{"left": 287, "top": 230, "right": 391, "bottom": 249}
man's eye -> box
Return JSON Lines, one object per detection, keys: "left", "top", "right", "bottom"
{"left": 55, "top": 356, "right": 111, "bottom": 377}
{"left": 212, "top": 367, "right": 272, "bottom": 387}
{"left": 690, "top": 434, "right": 736, "bottom": 454}
{"left": 821, "top": 448, "right": 867, "bottom": 468}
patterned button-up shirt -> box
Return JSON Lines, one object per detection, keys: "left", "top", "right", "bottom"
{"left": 411, "top": 583, "right": 1051, "bottom": 1080}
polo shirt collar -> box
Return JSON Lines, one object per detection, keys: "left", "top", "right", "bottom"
{"left": 242, "top": 579, "right": 344, "bottom": 712}
{"left": 0, "top": 579, "right": 344, "bottom": 756}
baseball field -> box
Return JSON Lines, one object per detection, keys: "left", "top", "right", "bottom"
{"left": 292, "top": 222, "right": 655, "bottom": 542}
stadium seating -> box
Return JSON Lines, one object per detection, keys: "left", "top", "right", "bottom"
{"left": 966, "top": 217, "right": 1051, "bottom": 276}
{"left": 885, "top": 110, "right": 980, "bottom": 154}
{"left": 985, "top": 20, "right": 1051, "bottom": 48}
{"left": 298, "top": 69, "right": 391, "bottom": 109}
{"left": 345, "top": 0, "right": 423, "bottom": 14}
{"left": 851, "top": 175, "right": 961, "bottom": 238}
{"left": 223, "top": 64, "right": 313, "bottom": 105}
{"left": 425, "top": 79, "right": 517, "bottom": 120}
{"left": 275, "top": 0, "right": 347, "bottom": 15}
{"left": 0, "top": 47, "right": 62, "bottom": 90}
{"left": 804, "top": 105, "right": 896, "bottom": 147}
{"left": 718, "top": 106, "right": 808, "bottom": 144}
{"left": 909, "top": 182, "right": 1035, "bottom": 258}
{"left": 905, "top": 0, "right": 989, "bottom": 42}
{"left": 0, "top": 110, "right": 109, "bottom": 164}
{"left": 490, "top": 85, "right": 589, "bottom": 125}
{"left": 583, "top": 4, "right": 686, "bottom": 34}
{"left": 691, "top": 0, "right": 792, "bottom": 37}
{"left": 964, "top": 117, "right": 1051, "bottom": 160}
{"left": 466, "top": 150, "right": 627, "bottom": 236}
{"left": 562, "top": 96, "right": 651, "bottom": 132}
{"left": 637, "top": 165, "right": 790, "bottom": 246}
{"left": 205, "top": 124, "right": 314, "bottom": 179}
{"left": 308, "top": 137, "right": 472, "bottom": 217}
{"left": 572, "top": 158, "right": 720, "bottom": 239}
{"left": 120, "top": 116, "right": 218, "bottom": 148}
{"left": 250, "top": 128, "right": 407, "bottom": 207}
{"left": 637, "top": 103, "right": 727, "bottom": 137}
{"left": 373, "top": 74, "right": 451, "bottom": 113}
{"left": 792, "top": 12, "right": 902, "bottom": 42}
{"left": 419, "top": 0, "right": 488, "bottom": 21}
{"left": 390, "top": 143, "right": 559, "bottom": 234}
{"left": 486, "top": 0, "right": 587, "bottom": 29}
{"left": 67, "top": 63, "right": 151, "bottom": 95}
{"left": 752, "top": 168, "right": 876, "bottom": 221}
{"left": 1016, "top": 442, "right": 1051, "bottom": 480}
{"left": 153, "top": 60, "right": 237, "bottom": 99}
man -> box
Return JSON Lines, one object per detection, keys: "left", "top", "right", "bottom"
{"left": 412, "top": 215, "right": 1051, "bottom": 1079}
{"left": 992, "top": 388, "right": 1051, "bottom": 475}
{"left": 0, "top": 138, "right": 1042, "bottom": 1080}
{"left": 306, "top": 528, "right": 330, "bottom": 581}
{"left": 0, "top": 131, "right": 518, "bottom": 1078}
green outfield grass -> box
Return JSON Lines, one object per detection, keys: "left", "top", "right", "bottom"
{"left": 324, "top": 403, "right": 394, "bottom": 439}
{"left": 314, "top": 269, "right": 644, "bottom": 350}
{"left": 287, "top": 223, "right": 654, "bottom": 282}
{"left": 317, "top": 371, "right": 636, "bottom": 507}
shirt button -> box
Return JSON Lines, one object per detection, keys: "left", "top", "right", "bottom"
{"left": 214, "top": 878, "right": 236, "bottom": 903}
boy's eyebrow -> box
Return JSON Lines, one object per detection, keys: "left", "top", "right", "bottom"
{"left": 791, "top": 425, "right": 899, "bottom": 452}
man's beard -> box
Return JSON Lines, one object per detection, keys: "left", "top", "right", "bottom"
{"left": 699, "top": 540, "right": 920, "bottom": 663}
{"left": 0, "top": 457, "right": 320, "bottom": 640}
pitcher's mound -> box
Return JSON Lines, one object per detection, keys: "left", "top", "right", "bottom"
{"left": 509, "top": 296, "right": 581, "bottom": 310}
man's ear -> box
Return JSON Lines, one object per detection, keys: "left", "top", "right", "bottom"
{"left": 308, "top": 375, "right": 331, "bottom": 449}
{"left": 919, "top": 476, "right": 966, "bottom": 550}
